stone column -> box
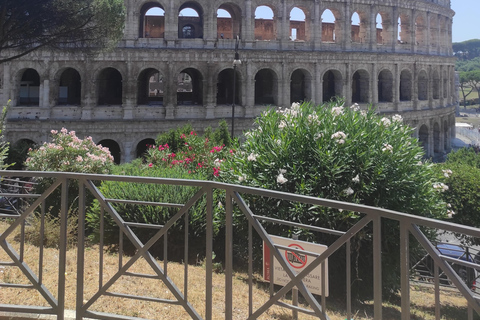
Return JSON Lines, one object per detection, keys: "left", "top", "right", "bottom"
{"left": 40, "top": 79, "right": 51, "bottom": 119}
{"left": 410, "top": 9, "right": 416, "bottom": 53}
{"left": 82, "top": 74, "right": 94, "bottom": 120}
{"left": 428, "top": 65, "right": 433, "bottom": 109}
{"left": 371, "top": 63, "right": 377, "bottom": 105}
{"left": 370, "top": 6, "right": 377, "bottom": 51}
{"left": 392, "top": 6, "right": 398, "bottom": 52}
{"left": 345, "top": 63, "right": 352, "bottom": 106}
{"left": 165, "top": 62, "right": 175, "bottom": 119}
{"left": 165, "top": 0, "right": 177, "bottom": 47}
{"left": 244, "top": 0, "right": 254, "bottom": 48}
{"left": 394, "top": 63, "right": 399, "bottom": 111}
{"left": 279, "top": 0, "right": 289, "bottom": 49}
{"left": 244, "top": 61, "right": 255, "bottom": 117}
{"left": 313, "top": 0, "right": 321, "bottom": 50}
{"left": 343, "top": 2, "right": 351, "bottom": 51}
{"left": 204, "top": 3, "right": 216, "bottom": 48}
{"left": 205, "top": 64, "right": 215, "bottom": 119}
{"left": 426, "top": 11, "right": 431, "bottom": 55}
{"left": 315, "top": 63, "right": 322, "bottom": 104}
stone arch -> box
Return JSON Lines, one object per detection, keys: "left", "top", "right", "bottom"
{"left": 18, "top": 68, "right": 40, "bottom": 106}
{"left": 290, "top": 68, "right": 312, "bottom": 104}
{"left": 350, "top": 11, "right": 367, "bottom": 43}
{"left": 432, "top": 69, "right": 440, "bottom": 100}
{"left": 289, "top": 7, "right": 308, "bottom": 41}
{"left": 400, "top": 69, "right": 413, "bottom": 101}
{"left": 136, "top": 138, "right": 156, "bottom": 159}
{"left": 321, "top": 9, "right": 337, "bottom": 43}
{"left": 57, "top": 68, "right": 81, "bottom": 105}
{"left": 98, "top": 139, "right": 121, "bottom": 164}
{"left": 139, "top": 2, "right": 165, "bottom": 38}
{"left": 216, "top": 67, "right": 242, "bottom": 105}
{"left": 376, "top": 12, "right": 392, "bottom": 45}
{"left": 429, "top": 14, "right": 438, "bottom": 48}
{"left": 176, "top": 68, "right": 203, "bottom": 105}
{"left": 217, "top": 3, "right": 242, "bottom": 39}
{"left": 417, "top": 70, "right": 428, "bottom": 101}
{"left": 322, "top": 69, "right": 343, "bottom": 102}
{"left": 418, "top": 124, "right": 429, "bottom": 156}
{"left": 378, "top": 69, "right": 393, "bottom": 103}
{"left": 255, "top": 68, "right": 278, "bottom": 105}
{"left": 433, "top": 121, "right": 441, "bottom": 154}
{"left": 254, "top": 5, "right": 276, "bottom": 41}
{"left": 178, "top": 2, "right": 203, "bottom": 39}
{"left": 352, "top": 69, "right": 369, "bottom": 103}
{"left": 138, "top": 68, "right": 164, "bottom": 105}
{"left": 415, "top": 14, "right": 427, "bottom": 47}
{"left": 97, "top": 68, "right": 123, "bottom": 106}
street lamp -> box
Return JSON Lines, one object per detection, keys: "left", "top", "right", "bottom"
{"left": 231, "top": 35, "right": 241, "bottom": 138}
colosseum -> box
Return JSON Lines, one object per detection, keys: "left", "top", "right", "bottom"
{"left": 0, "top": 0, "right": 456, "bottom": 163}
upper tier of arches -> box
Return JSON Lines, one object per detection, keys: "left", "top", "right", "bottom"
{"left": 124, "top": 0, "right": 454, "bottom": 56}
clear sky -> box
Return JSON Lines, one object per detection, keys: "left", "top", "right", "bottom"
{"left": 451, "top": 0, "right": 480, "bottom": 43}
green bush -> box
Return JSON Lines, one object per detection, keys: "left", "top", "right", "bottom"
{"left": 220, "top": 101, "right": 447, "bottom": 299}
{"left": 86, "top": 160, "right": 224, "bottom": 260}
{"left": 435, "top": 148, "right": 480, "bottom": 234}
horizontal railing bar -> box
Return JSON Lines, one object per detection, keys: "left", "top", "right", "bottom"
{"left": 106, "top": 198, "right": 184, "bottom": 208}
{"left": 0, "top": 193, "right": 40, "bottom": 198}
{"left": 0, "top": 214, "right": 21, "bottom": 218}
{"left": 0, "top": 305, "right": 55, "bottom": 314}
{"left": 440, "top": 255, "right": 480, "bottom": 270}
{"left": 253, "top": 215, "right": 345, "bottom": 236}
{"left": 0, "top": 262, "right": 16, "bottom": 266}
{"left": 104, "top": 291, "right": 180, "bottom": 304}
{"left": 124, "top": 271, "right": 160, "bottom": 279}
{"left": 123, "top": 222, "right": 164, "bottom": 230}
{"left": 0, "top": 283, "right": 34, "bottom": 289}
{"left": 273, "top": 244, "right": 321, "bottom": 258}
{"left": 0, "top": 177, "right": 37, "bottom": 184}
{"left": 274, "top": 301, "right": 318, "bottom": 316}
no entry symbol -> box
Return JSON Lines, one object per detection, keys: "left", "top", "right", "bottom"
{"left": 285, "top": 243, "right": 307, "bottom": 269}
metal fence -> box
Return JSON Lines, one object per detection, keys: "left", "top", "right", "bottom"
{"left": 1, "top": 170, "right": 480, "bottom": 320}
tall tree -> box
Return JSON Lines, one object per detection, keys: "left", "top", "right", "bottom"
{"left": 459, "top": 72, "right": 474, "bottom": 109}
{"left": 0, "top": 0, "right": 125, "bottom": 64}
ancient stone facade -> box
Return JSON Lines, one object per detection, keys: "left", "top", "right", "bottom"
{"left": 0, "top": 0, "right": 456, "bottom": 163}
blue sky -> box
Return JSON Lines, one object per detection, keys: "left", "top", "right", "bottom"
{"left": 451, "top": 0, "right": 480, "bottom": 42}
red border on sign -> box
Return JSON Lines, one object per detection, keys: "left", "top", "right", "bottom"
{"left": 285, "top": 243, "right": 307, "bottom": 269}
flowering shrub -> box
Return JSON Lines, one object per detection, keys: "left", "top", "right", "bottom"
{"left": 25, "top": 128, "right": 114, "bottom": 216}
{"left": 26, "top": 128, "right": 114, "bottom": 173}
{"left": 220, "top": 101, "right": 447, "bottom": 298}
{"left": 145, "top": 129, "right": 232, "bottom": 179}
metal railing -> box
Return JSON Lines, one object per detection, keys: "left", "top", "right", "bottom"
{"left": 0, "top": 170, "right": 480, "bottom": 320}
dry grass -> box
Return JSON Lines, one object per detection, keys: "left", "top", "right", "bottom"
{"left": 0, "top": 220, "right": 476, "bottom": 320}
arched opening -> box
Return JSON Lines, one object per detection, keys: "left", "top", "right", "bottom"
{"left": 254, "top": 6, "right": 276, "bottom": 41}
{"left": 290, "top": 69, "right": 311, "bottom": 104}
{"left": 323, "top": 70, "right": 343, "bottom": 102}
{"left": 138, "top": 68, "right": 164, "bottom": 105}
{"left": 417, "top": 70, "right": 428, "bottom": 101}
{"left": 321, "top": 9, "right": 336, "bottom": 43}
{"left": 400, "top": 70, "right": 412, "bottom": 101}
{"left": 177, "top": 68, "right": 203, "bottom": 105}
{"left": 432, "top": 70, "right": 440, "bottom": 100}
{"left": 58, "top": 68, "right": 81, "bottom": 105}
{"left": 97, "top": 68, "right": 122, "bottom": 105}
{"left": 139, "top": 3, "right": 165, "bottom": 38}
{"left": 98, "top": 139, "right": 121, "bottom": 164}
{"left": 418, "top": 125, "right": 429, "bottom": 156}
{"left": 433, "top": 122, "right": 441, "bottom": 154}
{"left": 378, "top": 70, "right": 393, "bottom": 103}
{"left": 216, "top": 69, "right": 241, "bottom": 105}
{"left": 290, "top": 7, "right": 307, "bottom": 41}
{"left": 352, "top": 70, "right": 369, "bottom": 103}
{"left": 429, "top": 15, "right": 438, "bottom": 48}
{"left": 217, "top": 4, "right": 241, "bottom": 39}
{"left": 136, "top": 138, "right": 156, "bottom": 159}
{"left": 415, "top": 15, "right": 426, "bottom": 47}
{"left": 178, "top": 3, "right": 203, "bottom": 39}
{"left": 8, "top": 139, "right": 36, "bottom": 170}
{"left": 255, "top": 69, "right": 278, "bottom": 105}
{"left": 19, "top": 69, "right": 40, "bottom": 106}
{"left": 398, "top": 15, "right": 410, "bottom": 44}
{"left": 376, "top": 13, "right": 383, "bottom": 44}
{"left": 351, "top": 12, "right": 362, "bottom": 43}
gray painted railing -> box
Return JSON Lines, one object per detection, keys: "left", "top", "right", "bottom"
{"left": 0, "top": 171, "right": 479, "bottom": 320}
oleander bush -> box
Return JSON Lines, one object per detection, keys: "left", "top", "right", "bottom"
{"left": 220, "top": 101, "right": 448, "bottom": 299}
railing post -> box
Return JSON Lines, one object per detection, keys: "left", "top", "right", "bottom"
{"left": 225, "top": 190, "right": 233, "bottom": 320}
{"left": 76, "top": 180, "right": 86, "bottom": 320}
{"left": 373, "top": 215, "right": 382, "bottom": 320}
{"left": 400, "top": 221, "right": 410, "bottom": 320}
{"left": 58, "top": 178, "right": 68, "bottom": 320}
{"left": 205, "top": 186, "right": 213, "bottom": 320}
